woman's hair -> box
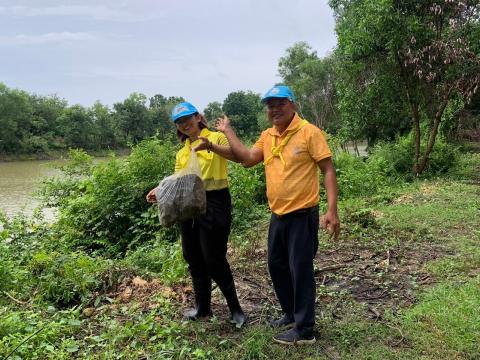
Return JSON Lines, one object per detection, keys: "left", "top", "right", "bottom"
{"left": 176, "top": 113, "right": 208, "bottom": 142}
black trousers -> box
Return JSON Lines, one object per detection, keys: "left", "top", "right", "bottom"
{"left": 180, "top": 188, "right": 233, "bottom": 288}
{"left": 267, "top": 206, "right": 319, "bottom": 335}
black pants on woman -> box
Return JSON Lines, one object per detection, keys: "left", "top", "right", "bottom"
{"left": 180, "top": 188, "right": 233, "bottom": 289}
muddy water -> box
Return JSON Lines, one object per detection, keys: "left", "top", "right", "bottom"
{"left": 0, "top": 159, "right": 60, "bottom": 219}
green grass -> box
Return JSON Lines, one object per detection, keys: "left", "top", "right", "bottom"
{"left": 401, "top": 276, "right": 480, "bottom": 359}
{"left": 375, "top": 181, "right": 479, "bottom": 238}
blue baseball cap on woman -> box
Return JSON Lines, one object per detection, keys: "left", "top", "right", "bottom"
{"left": 171, "top": 102, "right": 199, "bottom": 122}
{"left": 261, "top": 85, "right": 296, "bottom": 103}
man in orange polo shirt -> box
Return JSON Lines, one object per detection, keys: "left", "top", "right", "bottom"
{"left": 213, "top": 85, "right": 340, "bottom": 345}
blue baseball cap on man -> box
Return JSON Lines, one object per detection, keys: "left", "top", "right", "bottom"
{"left": 171, "top": 102, "right": 199, "bottom": 122}
{"left": 261, "top": 85, "right": 296, "bottom": 103}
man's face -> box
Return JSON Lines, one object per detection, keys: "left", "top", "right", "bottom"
{"left": 265, "top": 98, "right": 296, "bottom": 129}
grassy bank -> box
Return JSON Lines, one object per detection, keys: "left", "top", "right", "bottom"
{"left": 1, "top": 150, "right": 478, "bottom": 359}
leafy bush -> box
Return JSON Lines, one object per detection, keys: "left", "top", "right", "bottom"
{"left": 0, "top": 211, "right": 56, "bottom": 300}
{"left": 228, "top": 162, "right": 268, "bottom": 232}
{"left": 368, "top": 133, "right": 460, "bottom": 179}
{"left": 334, "top": 152, "right": 390, "bottom": 199}
{"left": 123, "top": 240, "right": 187, "bottom": 285}
{"left": 40, "top": 140, "right": 179, "bottom": 256}
{"left": 39, "top": 139, "right": 270, "bottom": 257}
{"left": 29, "top": 251, "right": 107, "bottom": 307}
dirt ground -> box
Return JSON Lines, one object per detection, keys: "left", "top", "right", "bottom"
{"left": 100, "top": 227, "right": 446, "bottom": 332}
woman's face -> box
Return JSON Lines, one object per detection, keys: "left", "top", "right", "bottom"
{"left": 175, "top": 114, "right": 201, "bottom": 138}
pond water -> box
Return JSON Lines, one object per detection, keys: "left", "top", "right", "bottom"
{"left": 0, "top": 159, "right": 61, "bottom": 219}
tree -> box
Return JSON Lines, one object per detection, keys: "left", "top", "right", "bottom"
{"left": 331, "top": 0, "right": 480, "bottom": 174}
{"left": 113, "top": 93, "right": 153, "bottom": 144}
{"left": 222, "top": 91, "right": 263, "bottom": 138}
{"left": 91, "top": 101, "right": 117, "bottom": 149}
{"left": 203, "top": 101, "right": 223, "bottom": 124}
{"left": 29, "top": 94, "right": 68, "bottom": 151}
{"left": 0, "top": 83, "right": 32, "bottom": 153}
{"left": 149, "top": 94, "right": 183, "bottom": 139}
{"left": 57, "top": 105, "right": 96, "bottom": 149}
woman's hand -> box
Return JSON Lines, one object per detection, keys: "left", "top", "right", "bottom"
{"left": 193, "top": 137, "right": 212, "bottom": 152}
{"left": 146, "top": 188, "right": 157, "bottom": 203}
{"left": 214, "top": 115, "right": 232, "bottom": 133}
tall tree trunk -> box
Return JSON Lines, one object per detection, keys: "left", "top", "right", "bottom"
{"left": 353, "top": 140, "right": 360, "bottom": 156}
{"left": 411, "top": 103, "right": 421, "bottom": 175}
{"left": 416, "top": 90, "right": 452, "bottom": 174}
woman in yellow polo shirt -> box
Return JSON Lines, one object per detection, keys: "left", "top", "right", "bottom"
{"left": 146, "top": 102, "right": 246, "bottom": 328}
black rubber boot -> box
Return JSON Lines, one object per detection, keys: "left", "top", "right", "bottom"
{"left": 219, "top": 281, "right": 246, "bottom": 328}
{"left": 184, "top": 277, "right": 212, "bottom": 320}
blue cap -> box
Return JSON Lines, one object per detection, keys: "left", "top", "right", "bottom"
{"left": 171, "top": 102, "right": 199, "bottom": 122}
{"left": 261, "top": 85, "right": 296, "bottom": 103}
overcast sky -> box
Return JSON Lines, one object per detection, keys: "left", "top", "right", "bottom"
{"left": 0, "top": 0, "right": 337, "bottom": 111}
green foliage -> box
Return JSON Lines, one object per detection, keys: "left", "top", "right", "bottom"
{"left": 37, "top": 138, "right": 270, "bottom": 258}
{"left": 0, "top": 307, "right": 84, "bottom": 359}
{"left": 238, "top": 327, "right": 272, "bottom": 360}
{"left": 123, "top": 240, "right": 187, "bottom": 285}
{"left": 40, "top": 140, "right": 178, "bottom": 255}
{"left": 228, "top": 161, "right": 268, "bottom": 233}
{"left": 222, "top": 91, "right": 263, "bottom": 138}
{"left": 334, "top": 152, "right": 390, "bottom": 199}
{"left": 447, "top": 152, "right": 480, "bottom": 181}
{"left": 368, "top": 133, "right": 460, "bottom": 178}
{"left": 112, "top": 93, "right": 154, "bottom": 145}
{"left": 330, "top": 0, "right": 480, "bottom": 174}
{"left": 203, "top": 101, "right": 223, "bottom": 124}
{"left": 29, "top": 251, "right": 106, "bottom": 307}
{"left": 2, "top": 143, "right": 479, "bottom": 359}
{"left": 0, "top": 83, "right": 186, "bottom": 157}
{"left": 0, "top": 83, "right": 33, "bottom": 153}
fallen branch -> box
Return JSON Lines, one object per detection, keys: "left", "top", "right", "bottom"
{"left": 362, "top": 290, "right": 389, "bottom": 301}
{"left": 316, "top": 264, "right": 349, "bottom": 273}
{"left": 384, "top": 322, "right": 405, "bottom": 347}
{"left": 3, "top": 291, "right": 28, "bottom": 306}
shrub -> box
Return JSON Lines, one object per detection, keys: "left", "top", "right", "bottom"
{"left": 368, "top": 133, "right": 460, "bottom": 179}
{"left": 123, "top": 240, "right": 187, "bottom": 285}
{"left": 334, "top": 152, "right": 390, "bottom": 199}
{"left": 228, "top": 162, "right": 268, "bottom": 232}
{"left": 29, "top": 251, "right": 107, "bottom": 307}
{"left": 40, "top": 140, "right": 179, "bottom": 256}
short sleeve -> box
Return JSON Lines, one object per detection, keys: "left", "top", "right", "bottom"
{"left": 253, "top": 131, "right": 266, "bottom": 151}
{"left": 215, "top": 132, "right": 230, "bottom": 146}
{"left": 307, "top": 125, "right": 332, "bottom": 162}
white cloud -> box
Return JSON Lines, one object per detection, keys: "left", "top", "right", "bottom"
{"left": 0, "top": 5, "right": 161, "bottom": 22}
{"left": 0, "top": 32, "right": 96, "bottom": 45}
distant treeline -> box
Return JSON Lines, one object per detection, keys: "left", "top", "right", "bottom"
{"left": 0, "top": 82, "right": 273, "bottom": 156}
